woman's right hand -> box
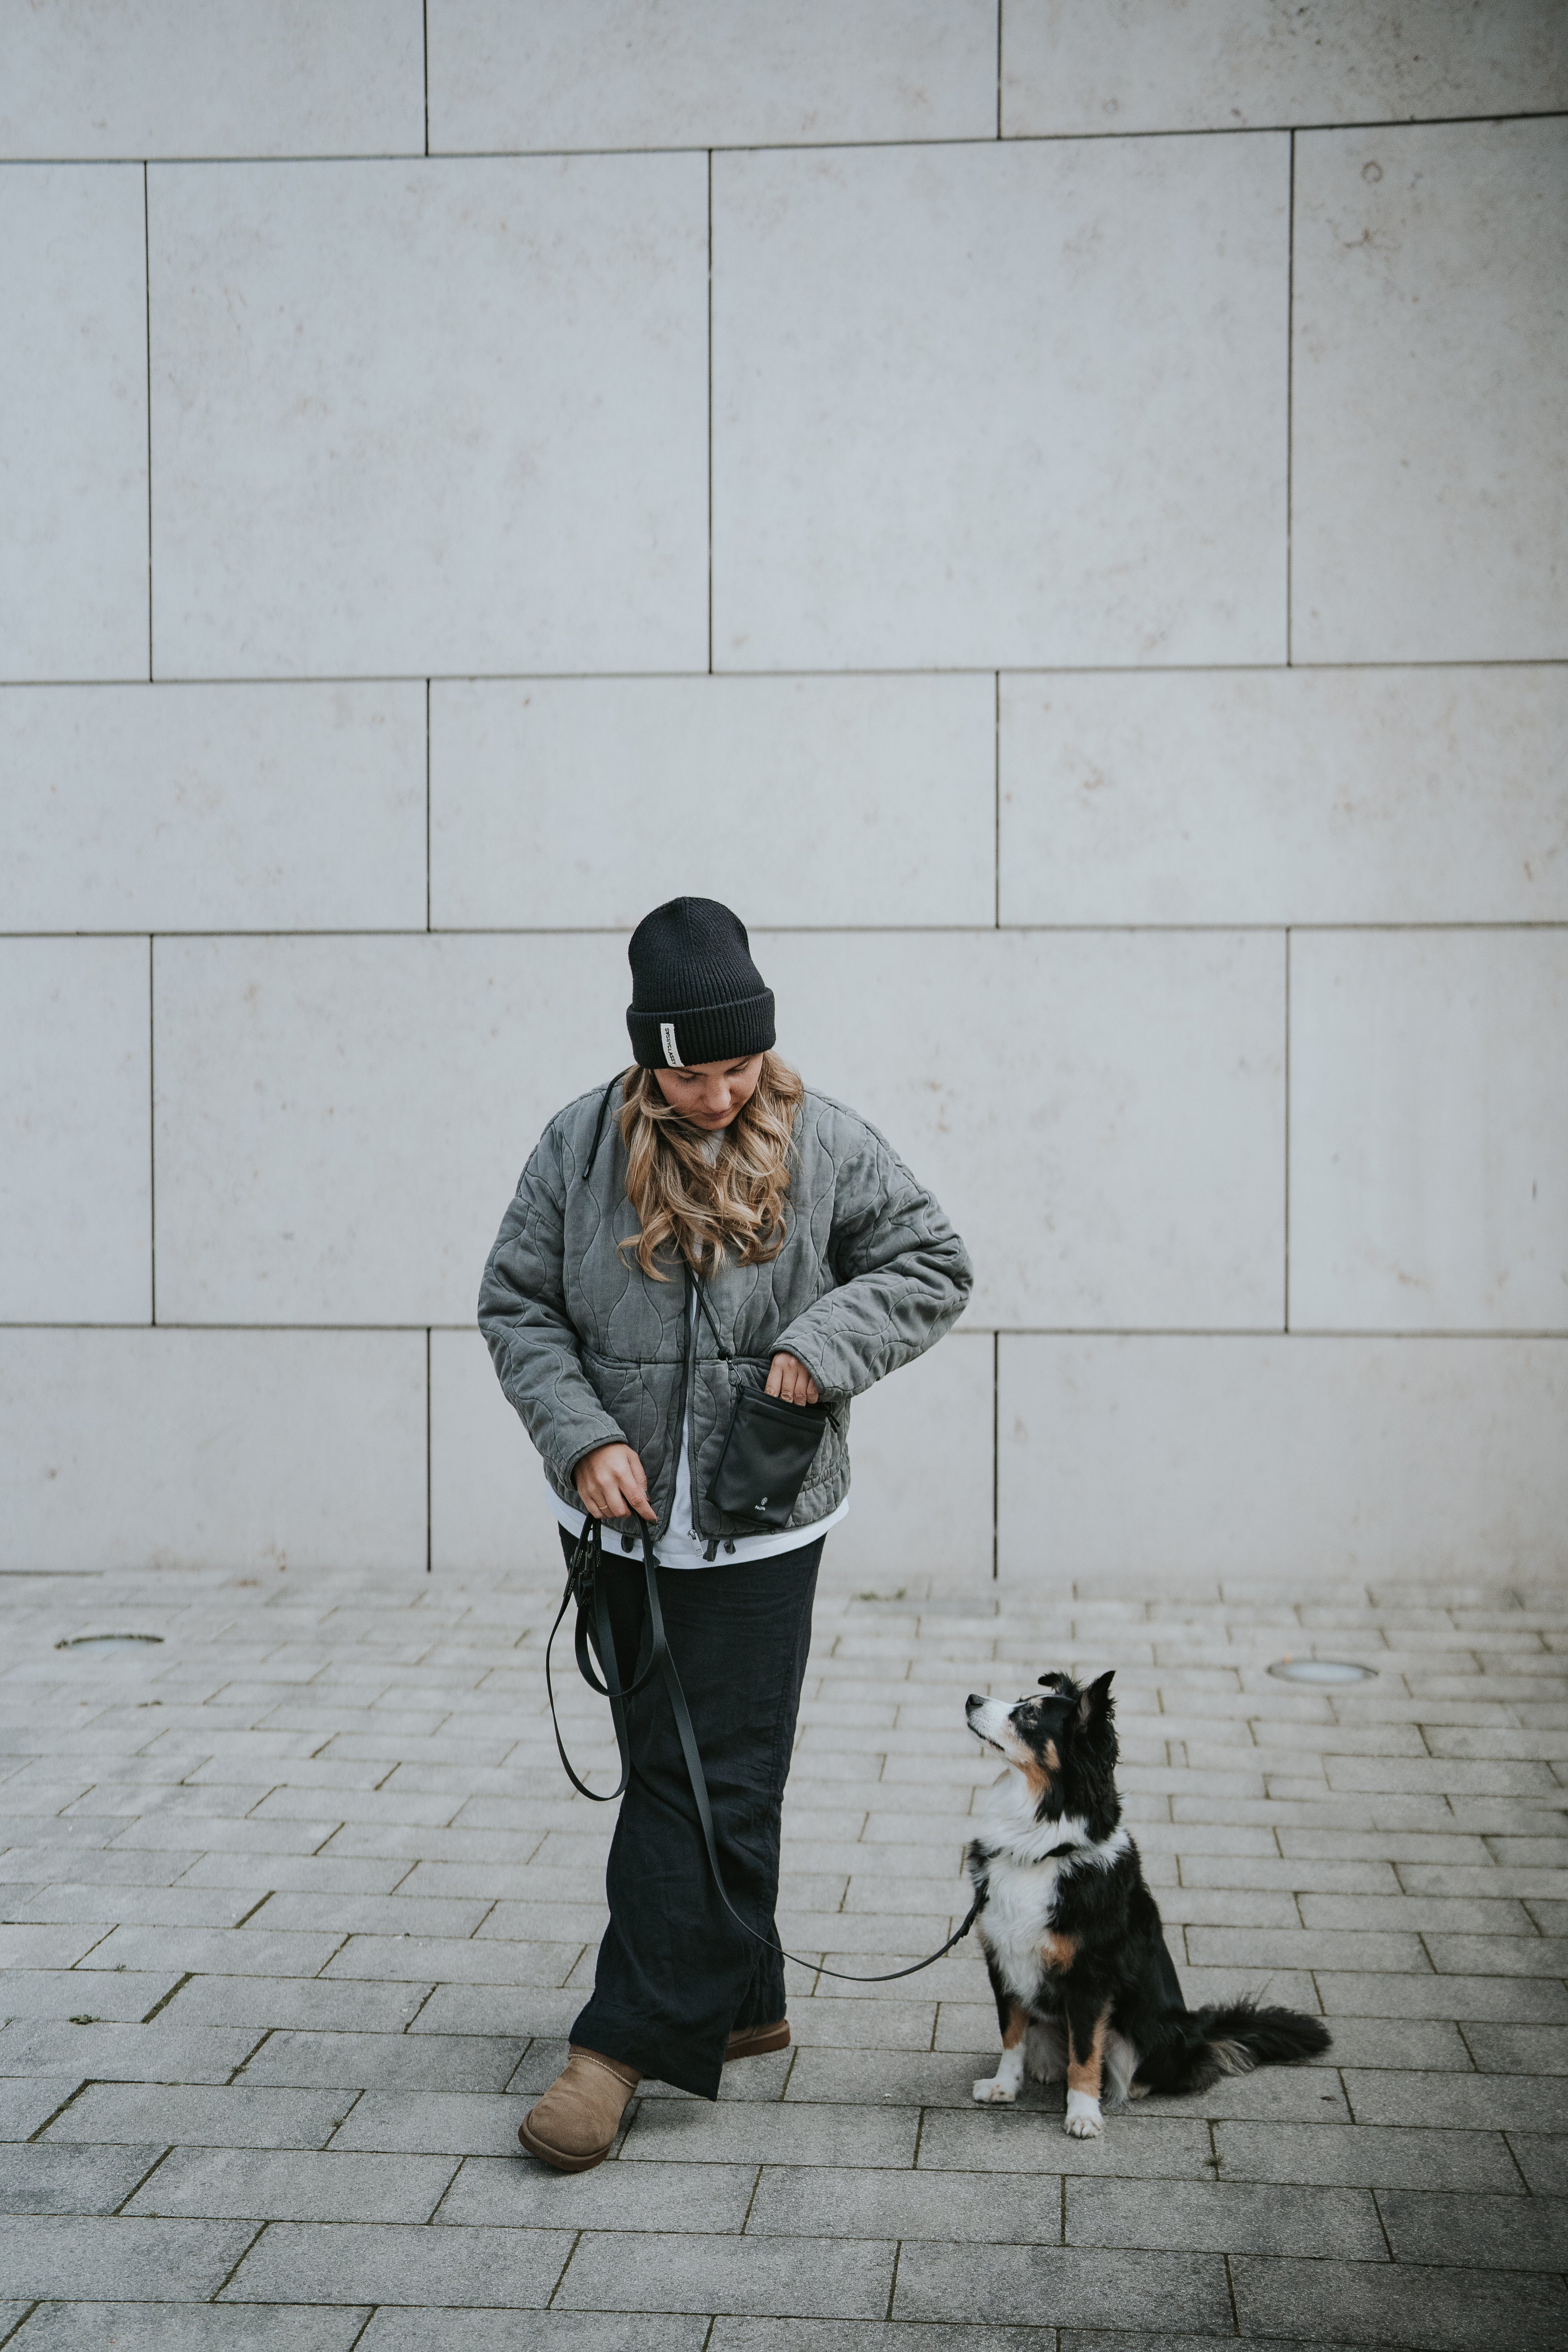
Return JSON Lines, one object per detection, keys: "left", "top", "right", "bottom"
{"left": 575, "top": 1442, "right": 656, "bottom": 1523}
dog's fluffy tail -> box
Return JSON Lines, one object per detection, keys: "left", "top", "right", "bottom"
{"left": 1136, "top": 2000, "right": 1331, "bottom": 2096}
{"left": 1195, "top": 2000, "right": 1332, "bottom": 2076}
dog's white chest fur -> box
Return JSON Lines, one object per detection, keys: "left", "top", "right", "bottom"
{"left": 977, "top": 1845, "right": 1066, "bottom": 2008}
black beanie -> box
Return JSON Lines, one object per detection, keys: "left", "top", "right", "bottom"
{"left": 626, "top": 897, "right": 776, "bottom": 1070}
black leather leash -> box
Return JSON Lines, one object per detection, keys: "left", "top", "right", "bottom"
{"left": 545, "top": 1517, "right": 983, "bottom": 1983}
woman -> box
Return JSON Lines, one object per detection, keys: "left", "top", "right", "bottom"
{"left": 479, "top": 896, "right": 971, "bottom": 2170}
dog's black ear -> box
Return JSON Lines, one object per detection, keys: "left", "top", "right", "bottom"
{"left": 1076, "top": 1670, "right": 1115, "bottom": 1726}
{"left": 1037, "top": 1671, "right": 1073, "bottom": 1693}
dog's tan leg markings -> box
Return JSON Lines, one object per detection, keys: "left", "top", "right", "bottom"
{"left": 1040, "top": 1932, "right": 1079, "bottom": 1973}
{"left": 974, "top": 2001, "right": 1029, "bottom": 2105}
{"left": 1064, "top": 2003, "right": 1110, "bottom": 2138}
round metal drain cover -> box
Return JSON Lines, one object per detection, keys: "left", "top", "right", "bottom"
{"left": 1268, "top": 1656, "right": 1377, "bottom": 1685}
{"left": 55, "top": 1633, "right": 165, "bottom": 1650}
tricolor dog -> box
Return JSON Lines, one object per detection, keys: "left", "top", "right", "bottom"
{"left": 965, "top": 1670, "right": 1330, "bottom": 2137}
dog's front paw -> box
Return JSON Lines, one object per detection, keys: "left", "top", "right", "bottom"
{"left": 1064, "top": 2090, "right": 1103, "bottom": 2138}
{"left": 972, "top": 2076, "right": 1017, "bottom": 2105}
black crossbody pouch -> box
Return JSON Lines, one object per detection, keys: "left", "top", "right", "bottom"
{"left": 710, "top": 1386, "right": 829, "bottom": 1528}
{"left": 693, "top": 1276, "right": 828, "bottom": 1530}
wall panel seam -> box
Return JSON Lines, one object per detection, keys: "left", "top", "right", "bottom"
{"left": 16, "top": 111, "right": 1568, "bottom": 169}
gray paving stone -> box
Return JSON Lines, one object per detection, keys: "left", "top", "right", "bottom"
{"left": 1151, "top": 2067, "right": 1353, "bottom": 2124}
{"left": 1344, "top": 2068, "right": 1568, "bottom": 2130}
{"left": 74, "top": 1928, "right": 347, "bottom": 1979}
{"left": 254, "top": 1893, "right": 494, "bottom": 1938}
{"left": 0, "top": 1971, "right": 180, "bottom": 2022}
{"left": 325, "top": 2091, "right": 523, "bottom": 2156}
{"left": 1300, "top": 1891, "right": 1534, "bottom": 1932}
{"left": 556, "top": 2230, "right": 893, "bottom": 2319}
{"left": 1062, "top": 2339, "right": 1361, "bottom": 2352}
{"left": 44, "top": 2084, "right": 355, "bottom": 2149}
{"left": 323, "top": 1933, "right": 582, "bottom": 1986}
{"left": 7, "top": 2307, "right": 369, "bottom": 2349}
{"left": 712, "top": 2330, "right": 1056, "bottom": 2352}
{"left": 178, "top": 1858, "right": 410, "bottom": 1896}
{"left": 1425, "top": 1932, "right": 1568, "bottom": 1978}
{"left": 1232, "top": 2252, "right": 1568, "bottom": 2349}
{"left": 1464, "top": 2020, "right": 1568, "bottom": 2073}
{"left": 0, "top": 1928, "right": 109, "bottom": 1971}
{"left": 444, "top": 2153, "right": 755, "bottom": 2231}
{"left": 1067, "top": 2174, "right": 1386, "bottom": 2258}
{"left": 892, "top": 2240, "right": 1231, "bottom": 2330}
{"left": 0, "top": 2021, "right": 261, "bottom": 2085}
{"left": 788, "top": 2001, "right": 935, "bottom": 2050}
{"left": 1379, "top": 2187, "right": 1568, "bottom": 2270}
{"left": 236, "top": 2031, "right": 522, "bottom": 2093}
{"left": 1507, "top": 2132, "right": 1568, "bottom": 2193}
{"left": 125, "top": 2145, "right": 459, "bottom": 2223}
{"left": 782, "top": 2048, "right": 985, "bottom": 2108}
{"left": 0, "top": 2081, "right": 78, "bottom": 2142}
{"left": 916, "top": 2108, "right": 1216, "bottom": 2178}
{"left": 1176, "top": 1856, "right": 1399, "bottom": 1893}
{"left": 401, "top": 1989, "right": 579, "bottom": 2045}
{"left": 748, "top": 2163, "right": 1060, "bottom": 2243}
{"left": 359, "top": 2314, "right": 704, "bottom": 2352}
{"left": 5, "top": 1887, "right": 262, "bottom": 1929}
{"left": 1216, "top": 2120, "right": 1524, "bottom": 2190}
{"left": 1297, "top": 2015, "right": 1469, "bottom": 2070}
{"left": 1314, "top": 1969, "right": 1568, "bottom": 2021}
{"left": 0, "top": 2141, "right": 163, "bottom": 2213}
{"left": 621, "top": 2100, "right": 918, "bottom": 2167}
{"left": 220, "top": 2218, "right": 573, "bottom": 2307}
{"left": 162, "top": 1976, "right": 430, "bottom": 2035}
{"left": 0, "top": 2214, "right": 255, "bottom": 2300}
{"left": 1184, "top": 1927, "right": 1430, "bottom": 1970}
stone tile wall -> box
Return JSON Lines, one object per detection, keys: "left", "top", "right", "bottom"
{"left": 2, "top": 3, "right": 1564, "bottom": 1578}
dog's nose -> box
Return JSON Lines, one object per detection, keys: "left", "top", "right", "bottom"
{"left": 966, "top": 1693, "right": 984, "bottom": 1711}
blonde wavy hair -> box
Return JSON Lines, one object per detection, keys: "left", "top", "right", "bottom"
{"left": 618, "top": 1052, "right": 805, "bottom": 1279}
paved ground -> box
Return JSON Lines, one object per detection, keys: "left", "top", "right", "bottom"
{"left": 0, "top": 1556, "right": 1564, "bottom": 2351}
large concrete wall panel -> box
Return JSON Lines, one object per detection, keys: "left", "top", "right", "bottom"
{"left": 149, "top": 156, "right": 709, "bottom": 679}
{"left": 152, "top": 934, "right": 626, "bottom": 1327}
{"left": 1002, "top": 1, "right": 1568, "bottom": 137}
{"left": 430, "top": 676, "right": 996, "bottom": 932}
{"left": 712, "top": 135, "right": 1289, "bottom": 670}
{"left": 763, "top": 930, "right": 1285, "bottom": 1332}
{"left": 0, "top": 165, "right": 147, "bottom": 682}
{"left": 1293, "top": 119, "right": 1568, "bottom": 664}
{"left": 999, "top": 1334, "right": 1568, "bottom": 1582}
{"left": 1, "top": 684, "right": 426, "bottom": 933}
{"left": 0, "top": 1328, "right": 426, "bottom": 1573}
{"left": 1290, "top": 929, "right": 1568, "bottom": 1334}
{"left": 0, "top": 2, "right": 425, "bottom": 160}
{"left": 428, "top": 0, "right": 999, "bottom": 152}
{"left": 0, "top": 939, "right": 151, "bottom": 1325}
{"left": 999, "top": 667, "right": 1568, "bottom": 928}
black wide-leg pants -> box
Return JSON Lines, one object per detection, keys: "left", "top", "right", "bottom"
{"left": 559, "top": 1525, "right": 824, "bottom": 2101}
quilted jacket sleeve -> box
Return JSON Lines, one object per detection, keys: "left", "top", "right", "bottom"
{"left": 773, "top": 1109, "right": 973, "bottom": 1402}
{"left": 477, "top": 1121, "right": 626, "bottom": 1488}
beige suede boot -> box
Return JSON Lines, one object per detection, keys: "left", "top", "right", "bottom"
{"left": 724, "top": 2019, "right": 790, "bottom": 2062}
{"left": 519, "top": 2045, "right": 641, "bottom": 2172}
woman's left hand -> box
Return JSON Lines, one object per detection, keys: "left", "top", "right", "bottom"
{"left": 766, "top": 1352, "right": 819, "bottom": 1405}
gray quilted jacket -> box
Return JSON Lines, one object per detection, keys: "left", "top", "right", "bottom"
{"left": 478, "top": 1078, "right": 973, "bottom": 1549}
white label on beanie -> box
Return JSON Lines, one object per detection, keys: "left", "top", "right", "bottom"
{"left": 660, "top": 1021, "right": 680, "bottom": 1065}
